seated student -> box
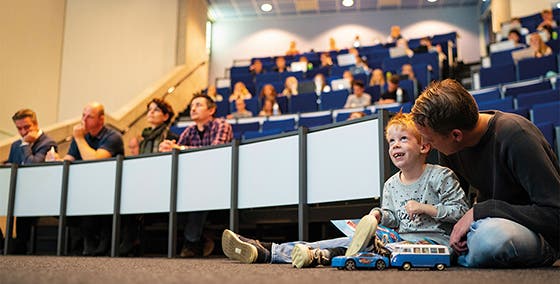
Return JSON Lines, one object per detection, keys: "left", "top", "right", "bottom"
{"left": 259, "top": 98, "right": 281, "bottom": 117}
{"left": 313, "top": 73, "right": 331, "bottom": 95}
{"left": 396, "top": 38, "right": 414, "bottom": 57}
{"left": 344, "top": 80, "right": 371, "bottom": 108}
{"left": 508, "top": 29, "right": 527, "bottom": 48}
{"left": 378, "top": 76, "right": 408, "bottom": 105}
{"left": 286, "top": 40, "right": 300, "bottom": 56}
{"left": 249, "top": 59, "right": 265, "bottom": 76}
{"left": 537, "top": 9, "right": 558, "bottom": 31}
{"left": 206, "top": 85, "right": 224, "bottom": 102}
{"left": 400, "top": 63, "right": 422, "bottom": 92}
{"left": 227, "top": 99, "right": 253, "bottom": 119}
{"left": 528, "top": 32, "right": 552, "bottom": 58}
{"left": 387, "top": 25, "right": 403, "bottom": 43}
{"left": 369, "top": 68, "right": 386, "bottom": 87}
{"left": 281, "top": 76, "right": 299, "bottom": 97}
{"left": 221, "top": 112, "right": 468, "bottom": 268}
{"left": 229, "top": 82, "right": 253, "bottom": 102}
{"left": 274, "top": 56, "right": 289, "bottom": 73}
{"left": 259, "top": 84, "right": 278, "bottom": 101}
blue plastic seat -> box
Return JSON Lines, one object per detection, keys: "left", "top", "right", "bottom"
{"left": 531, "top": 101, "right": 560, "bottom": 124}
{"left": 262, "top": 118, "right": 296, "bottom": 132}
{"left": 298, "top": 113, "right": 333, "bottom": 128}
{"left": 536, "top": 122, "right": 555, "bottom": 147}
{"left": 516, "top": 89, "right": 560, "bottom": 109}
{"left": 479, "top": 64, "right": 516, "bottom": 87}
{"left": 470, "top": 87, "right": 501, "bottom": 103}
{"left": 502, "top": 78, "right": 552, "bottom": 97}
{"left": 231, "top": 122, "right": 260, "bottom": 140}
{"left": 478, "top": 97, "right": 514, "bottom": 111}
{"left": 289, "top": 92, "right": 318, "bottom": 113}
{"left": 319, "top": 91, "right": 349, "bottom": 111}
{"left": 242, "top": 128, "right": 283, "bottom": 140}
{"left": 518, "top": 55, "right": 558, "bottom": 81}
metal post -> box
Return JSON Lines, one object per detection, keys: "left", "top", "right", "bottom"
{"left": 57, "top": 161, "right": 70, "bottom": 256}
{"left": 4, "top": 164, "right": 17, "bottom": 255}
{"left": 378, "top": 110, "right": 392, "bottom": 204}
{"left": 229, "top": 140, "right": 240, "bottom": 232}
{"left": 298, "top": 127, "right": 309, "bottom": 241}
{"left": 111, "top": 155, "right": 124, "bottom": 257}
{"left": 168, "top": 149, "right": 179, "bottom": 258}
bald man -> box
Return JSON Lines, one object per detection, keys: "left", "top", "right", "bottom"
{"left": 46, "top": 102, "right": 123, "bottom": 256}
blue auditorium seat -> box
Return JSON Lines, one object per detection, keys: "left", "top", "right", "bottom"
{"left": 262, "top": 118, "right": 296, "bottom": 132}
{"left": 334, "top": 109, "right": 372, "bottom": 122}
{"left": 502, "top": 78, "right": 551, "bottom": 97}
{"left": 215, "top": 99, "right": 230, "bottom": 118}
{"left": 242, "top": 128, "right": 283, "bottom": 140}
{"left": 398, "top": 79, "right": 417, "bottom": 102}
{"left": 280, "top": 71, "right": 304, "bottom": 82}
{"left": 231, "top": 121, "right": 260, "bottom": 140}
{"left": 289, "top": 92, "right": 318, "bottom": 113}
{"left": 382, "top": 56, "right": 410, "bottom": 74}
{"left": 530, "top": 101, "right": 560, "bottom": 125}
{"left": 470, "top": 87, "right": 501, "bottom": 103}
{"left": 170, "top": 126, "right": 186, "bottom": 136}
{"left": 385, "top": 102, "right": 414, "bottom": 113}
{"left": 412, "top": 63, "right": 430, "bottom": 91}
{"left": 330, "top": 65, "right": 351, "bottom": 77}
{"left": 319, "top": 90, "right": 350, "bottom": 111}
{"left": 536, "top": 122, "right": 555, "bottom": 147}
{"left": 515, "top": 89, "right": 560, "bottom": 109}
{"left": 230, "top": 66, "right": 250, "bottom": 77}
{"left": 478, "top": 97, "right": 514, "bottom": 111}
{"left": 298, "top": 113, "right": 333, "bottom": 128}
{"left": 518, "top": 55, "right": 558, "bottom": 81}
{"left": 365, "top": 85, "right": 382, "bottom": 102}
{"left": 490, "top": 47, "right": 524, "bottom": 67}
{"left": 411, "top": 52, "right": 439, "bottom": 80}
{"left": 255, "top": 73, "right": 281, "bottom": 85}
{"left": 276, "top": 95, "right": 289, "bottom": 114}
{"left": 479, "top": 64, "right": 516, "bottom": 87}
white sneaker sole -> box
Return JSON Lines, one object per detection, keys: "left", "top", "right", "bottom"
{"left": 345, "top": 215, "right": 378, "bottom": 256}
{"left": 221, "top": 229, "right": 258, "bottom": 263}
{"left": 291, "top": 244, "right": 312, "bottom": 269}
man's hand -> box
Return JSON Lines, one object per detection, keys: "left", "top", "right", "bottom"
{"left": 72, "top": 123, "right": 86, "bottom": 139}
{"left": 450, "top": 208, "right": 474, "bottom": 253}
{"left": 23, "top": 130, "right": 40, "bottom": 143}
{"left": 45, "top": 147, "right": 61, "bottom": 162}
{"left": 159, "top": 139, "right": 178, "bottom": 152}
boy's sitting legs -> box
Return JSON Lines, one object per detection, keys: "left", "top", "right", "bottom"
{"left": 222, "top": 229, "right": 272, "bottom": 263}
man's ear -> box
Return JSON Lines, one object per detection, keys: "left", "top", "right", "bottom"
{"left": 451, "top": 129, "right": 463, "bottom": 142}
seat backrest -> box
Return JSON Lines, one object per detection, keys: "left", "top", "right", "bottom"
{"left": 502, "top": 78, "right": 551, "bottom": 97}
{"left": 535, "top": 122, "right": 555, "bottom": 147}
{"left": 262, "top": 118, "right": 296, "bottom": 132}
{"left": 231, "top": 121, "right": 260, "bottom": 139}
{"left": 242, "top": 128, "right": 283, "bottom": 140}
{"left": 518, "top": 55, "right": 558, "bottom": 81}
{"left": 516, "top": 89, "right": 560, "bottom": 109}
{"left": 410, "top": 52, "right": 439, "bottom": 80}
{"left": 471, "top": 87, "right": 501, "bottom": 103}
{"left": 298, "top": 114, "right": 333, "bottom": 128}
{"left": 477, "top": 97, "right": 514, "bottom": 111}
{"left": 479, "top": 64, "right": 516, "bottom": 88}
{"left": 215, "top": 99, "right": 230, "bottom": 118}
{"left": 289, "top": 92, "right": 318, "bottom": 113}
{"left": 319, "top": 91, "right": 349, "bottom": 111}
{"left": 490, "top": 47, "right": 524, "bottom": 67}
{"left": 530, "top": 101, "right": 560, "bottom": 124}
{"left": 382, "top": 56, "right": 410, "bottom": 74}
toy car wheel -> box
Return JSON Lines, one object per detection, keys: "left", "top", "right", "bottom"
{"left": 402, "top": 262, "right": 412, "bottom": 271}
{"left": 375, "top": 260, "right": 386, "bottom": 270}
{"left": 345, "top": 260, "right": 357, "bottom": 271}
{"left": 435, "top": 263, "right": 446, "bottom": 271}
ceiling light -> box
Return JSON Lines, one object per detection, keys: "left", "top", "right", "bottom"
{"left": 557, "top": 2, "right": 560, "bottom": 9}
{"left": 261, "top": 3, "right": 272, "bottom": 12}
{"left": 427, "top": 0, "right": 437, "bottom": 2}
{"left": 342, "top": 0, "right": 354, "bottom": 7}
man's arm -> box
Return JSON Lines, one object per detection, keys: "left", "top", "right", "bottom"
{"left": 21, "top": 135, "right": 57, "bottom": 164}
{"left": 210, "top": 120, "right": 233, "bottom": 145}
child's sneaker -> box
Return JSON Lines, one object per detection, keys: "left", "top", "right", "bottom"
{"left": 291, "top": 244, "right": 346, "bottom": 269}
{"left": 345, "top": 214, "right": 378, "bottom": 256}
{"left": 221, "top": 229, "right": 271, "bottom": 263}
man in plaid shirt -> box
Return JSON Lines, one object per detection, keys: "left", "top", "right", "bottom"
{"left": 160, "top": 93, "right": 233, "bottom": 257}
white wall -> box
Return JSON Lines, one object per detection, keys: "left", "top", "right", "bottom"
{"left": 210, "top": 6, "right": 480, "bottom": 82}
{"left": 58, "top": 0, "right": 178, "bottom": 121}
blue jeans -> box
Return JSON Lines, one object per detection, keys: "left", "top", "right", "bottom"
{"left": 457, "top": 218, "right": 558, "bottom": 268}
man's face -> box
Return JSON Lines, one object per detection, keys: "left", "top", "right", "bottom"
{"left": 81, "top": 106, "right": 104, "bottom": 134}
{"left": 190, "top": 97, "right": 214, "bottom": 123}
{"left": 14, "top": 117, "right": 38, "bottom": 138}
{"left": 353, "top": 85, "right": 364, "bottom": 96}
{"left": 414, "top": 123, "right": 459, "bottom": 156}
{"left": 235, "top": 99, "right": 246, "bottom": 112}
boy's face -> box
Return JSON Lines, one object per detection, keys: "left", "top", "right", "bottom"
{"left": 386, "top": 125, "right": 428, "bottom": 170}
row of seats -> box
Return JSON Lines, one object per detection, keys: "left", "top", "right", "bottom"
{"left": 479, "top": 54, "right": 558, "bottom": 87}
{"left": 518, "top": 8, "right": 560, "bottom": 34}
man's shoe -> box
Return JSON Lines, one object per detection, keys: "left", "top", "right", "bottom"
{"left": 203, "top": 235, "right": 215, "bottom": 257}
{"left": 291, "top": 244, "right": 346, "bottom": 269}
{"left": 345, "top": 214, "right": 378, "bottom": 256}
{"left": 180, "top": 241, "right": 203, "bottom": 258}
{"left": 221, "top": 229, "right": 271, "bottom": 263}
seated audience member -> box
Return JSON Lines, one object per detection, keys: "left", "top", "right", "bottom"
{"left": 259, "top": 84, "right": 278, "bottom": 101}
{"left": 369, "top": 68, "right": 386, "bottom": 87}
{"left": 344, "top": 80, "right": 371, "bottom": 108}
{"left": 227, "top": 99, "right": 253, "bottom": 119}
{"left": 159, "top": 94, "right": 233, "bottom": 258}
{"left": 120, "top": 98, "right": 179, "bottom": 256}
{"left": 529, "top": 32, "right": 552, "bottom": 58}
{"left": 229, "top": 82, "right": 253, "bottom": 102}
{"left": 342, "top": 70, "right": 355, "bottom": 86}
{"left": 348, "top": 48, "right": 370, "bottom": 75}
{"left": 319, "top": 52, "right": 333, "bottom": 67}
{"left": 249, "top": 59, "right": 265, "bottom": 76}
{"left": 259, "top": 98, "right": 281, "bottom": 117}
{"left": 378, "top": 76, "right": 408, "bottom": 105}
{"left": 538, "top": 9, "right": 558, "bottom": 31}
{"left": 7, "top": 109, "right": 56, "bottom": 254}
{"left": 274, "top": 56, "right": 289, "bottom": 73}
{"left": 411, "top": 79, "right": 559, "bottom": 268}
{"left": 396, "top": 38, "right": 414, "bottom": 57}
{"left": 286, "top": 40, "right": 300, "bottom": 56}
{"left": 206, "top": 85, "right": 224, "bottom": 102}
{"left": 508, "top": 29, "right": 527, "bottom": 48}
{"left": 347, "top": 111, "right": 366, "bottom": 120}
{"left": 418, "top": 36, "right": 446, "bottom": 66}
{"left": 329, "top": 37, "right": 339, "bottom": 52}
{"left": 281, "top": 76, "right": 299, "bottom": 97}
{"left": 400, "top": 63, "right": 422, "bottom": 91}
{"left": 313, "top": 73, "right": 331, "bottom": 95}
{"left": 46, "top": 102, "right": 124, "bottom": 256}
{"left": 387, "top": 25, "right": 403, "bottom": 43}
{"left": 298, "top": 56, "right": 313, "bottom": 72}
{"left": 127, "top": 136, "right": 140, "bottom": 156}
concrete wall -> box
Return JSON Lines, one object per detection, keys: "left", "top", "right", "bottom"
{"left": 209, "top": 5, "right": 480, "bottom": 82}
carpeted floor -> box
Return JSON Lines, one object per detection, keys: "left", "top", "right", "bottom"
{"left": 0, "top": 256, "right": 559, "bottom": 284}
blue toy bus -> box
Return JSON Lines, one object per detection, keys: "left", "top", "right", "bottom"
{"left": 388, "top": 243, "right": 450, "bottom": 271}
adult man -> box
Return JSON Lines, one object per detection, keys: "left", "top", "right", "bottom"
{"left": 46, "top": 102, "right": 124, "bottom": 256}
{"left": 411, "top": 79, "right": 559, "bottom": 267}
{"left": 378, "top": 76, "right": 408, "bottom": 105}
{"left": 7, "top": 109, "right": 57, "bottom": 254}
{"left": 159, "top": 93, "right": 233, "bottom": 257}
{"left": 343, "top": 80, "right": 371, "bottom": 109}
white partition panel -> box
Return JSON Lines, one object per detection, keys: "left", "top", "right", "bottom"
{"left": 177, "top": 147, "right": 232, "bottom": 212}
{"left": 121, "top": 155, "right": 171, "bottom": 214}
{"left": 67, "top": 161, "right": 116, "bottom": 216}
{"left": 308, "top": 119, "right": 382, "bottom": 203}
{"left": 238, "top": 135, "right": 299, "bottom": 209}
{"left": 0, "top": 167, "right": 11, "bottom": 216}
{"left": 14, "top": 165, "right": 63, "bottom": 216}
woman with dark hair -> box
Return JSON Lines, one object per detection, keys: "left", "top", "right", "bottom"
{"left": 138, "top": 98, "right": 179, "bottom": 154}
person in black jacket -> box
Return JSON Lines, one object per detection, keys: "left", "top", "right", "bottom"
{"left": 411, "top": 79, "right": 560, "bottom": 268}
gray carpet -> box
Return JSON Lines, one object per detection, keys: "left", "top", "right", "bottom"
{"left": 0, "top": 256, "right": 559, "bottom": 284}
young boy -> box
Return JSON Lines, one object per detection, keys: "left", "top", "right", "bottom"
{"left": 222, "top": 113, "right": 468, "bottom": 268}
